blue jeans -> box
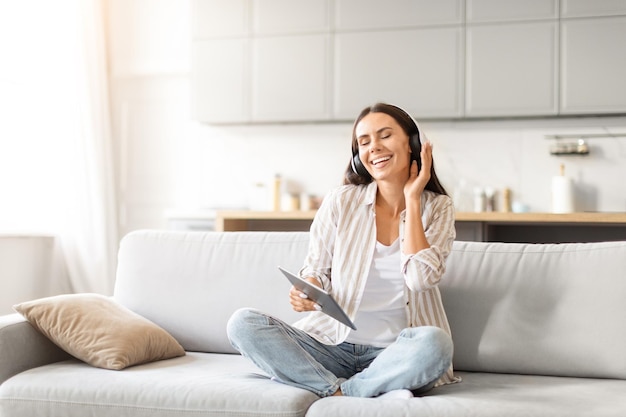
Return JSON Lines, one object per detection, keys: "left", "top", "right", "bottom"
{"left": 226, "top": 308, "right": 453, "bottom": 398}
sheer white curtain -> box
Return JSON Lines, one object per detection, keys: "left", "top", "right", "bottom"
{"left": 0, "top": 0, "right": 118, "bottom": 294}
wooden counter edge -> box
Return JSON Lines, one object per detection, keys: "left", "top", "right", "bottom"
{"left": 215, "top": 210, "right": 626, "bottom": 231}
{"left": 454, "top": 212, "right": 626, "bottom": 223}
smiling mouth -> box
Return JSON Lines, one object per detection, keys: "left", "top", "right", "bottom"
{"left": 371, "top": 156, "right": 391, "bottom": 165}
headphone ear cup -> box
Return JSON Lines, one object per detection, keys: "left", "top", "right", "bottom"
{"left": 351, "top": 153, "right": 369, "bottom": 177}
{"left": 410, "top": 133, "right": 422, "bottom": 171}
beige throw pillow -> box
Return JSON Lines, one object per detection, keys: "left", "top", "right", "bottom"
{"left": 14, "top": 293, "right": 185, "bottom": 370}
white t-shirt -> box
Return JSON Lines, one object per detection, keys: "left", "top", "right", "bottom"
{"left": 345, "top": 238, "right": 407, "bottom": 347}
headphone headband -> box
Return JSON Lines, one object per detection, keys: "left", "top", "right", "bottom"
{"left": 395, "top": 105, "right": 421, "bottom": 136}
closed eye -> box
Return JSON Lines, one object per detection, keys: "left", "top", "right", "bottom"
{"left": 357, "top": 127, "right": 392, "bottom": 146}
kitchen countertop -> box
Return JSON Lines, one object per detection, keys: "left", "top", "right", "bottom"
{"left": 215, "top": 210, "right": 626, "bottom": 225}
{"left": 215, "top": 210, "right": 318, "bottom": 220}
{"left": 213, "top": 210, "right": 626, "bottom": 242}
{"left": 453, "top": 211, "right": 626, "bottom": 223}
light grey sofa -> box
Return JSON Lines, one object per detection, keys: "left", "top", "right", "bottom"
{"left": 1, "top": 230, "right": 625, "bottom": 417}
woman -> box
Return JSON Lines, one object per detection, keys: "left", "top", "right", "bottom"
{"left": 227, "top": 103, "right": 460, "bottom": 399}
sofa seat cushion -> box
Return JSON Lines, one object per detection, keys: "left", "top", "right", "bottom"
{"left": 0, "top": 352, "right": 319, "bottom": 417}
{"left": 306, "top": 371, "right": 626, "bottom": 417}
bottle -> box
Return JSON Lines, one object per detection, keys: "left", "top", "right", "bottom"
{"left": 551, "top": 164, "right": 574, "bottom": 213}
{"left": 501, "top": 188, "right": 512, "bottom": 213}
{"left": 484, "top": 187, "right": 495, "bottom": 212}
{"left": 473, "top": 187, "right": 486, "bottom": 212}
{"left": 300, "top": 193, "right": 311, "bottom": 211}
{"left": 272, "top": 174, "right": 282, "bottom": 211}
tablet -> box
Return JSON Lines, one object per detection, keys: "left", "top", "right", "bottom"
{"left": 278, "top": 266, "right": 357, "bottom": 330}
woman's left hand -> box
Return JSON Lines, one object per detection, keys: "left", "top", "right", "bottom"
{"left": 404, "top": 140, "right": 432, "bottom": 199}
{"left": 289, "top": 277, "right": 323, "bottom": 312}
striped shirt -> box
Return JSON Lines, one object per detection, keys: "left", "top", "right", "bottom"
{"left": 294, "top": 181, "right": 460, "bottom": 386}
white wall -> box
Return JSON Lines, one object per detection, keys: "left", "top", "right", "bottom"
{"left": 173, "top": 118, "right": 626, "bottom": 214}
{"left": 0, "top": 236, "right": 70, "bottom": 314}
{"left": 106, "top": 0, "right": 626, "bottom": 238}
{"left": 428, "top": 118, "right": 626, "bottom": 213}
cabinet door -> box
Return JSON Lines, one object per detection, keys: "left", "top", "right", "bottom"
{"left": 561, "top": 0, "right": 626, "bottom": 18}
{"left": 335, "top": 0, "right": 463, "bottom": 30}
{"left": 252, "top": 0, "right": 329, "bottom": 35}
{"left": 466, "top": 21, "right": 558, "bottom": 117}
{"left": 466, "top": 0, "right": 557, "bottom": 22}
{"left": 192, "top": 0, "right": 249, "bottom": 38}
{"left": 560, "top": 16, "right": 626, "bottom": 114}
{"left": 333, "top": 28, "right": 464, "bottom": 120}
{"left": 192, "top": 39, "right": 249, "bottom": 123}
{"left": 251, "top": 35, "right": 330, "bottom": 122}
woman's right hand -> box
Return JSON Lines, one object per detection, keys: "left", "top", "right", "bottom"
{"left": 289, "top": 277, "right": 323, "bottom": 312}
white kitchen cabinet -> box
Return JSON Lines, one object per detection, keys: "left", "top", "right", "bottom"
{"left": 252, "top": 0, "right": 329, "bottom": 35}
{"left": 334, "top": 27, "right": 464, "bottom": 120}
{"left": 561, "top": 0, "right": 626, "bottom": 18}
{"left": 560, "top": 16, "right": 626, "bottom": 114}
{"left": 466, "top": 21, "right": 558, "bottom": 117}
{"left": 466, "top": 0, "right": 557, "bottom": 22}
{"left": 192, "top": 0, "right": 249, "bottom": 38}
{"left": 251, "top": 35, "right": 330, "bottom": 122}
{"left": 192, "top": 39, "right": 249, "bottom": 123}
{"left": 335, "top": 0, "right": 463, "bottom": 30}
{"left": 191, "top": 0, "right": 626, "bottom": 123}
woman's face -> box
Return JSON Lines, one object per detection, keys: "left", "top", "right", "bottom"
{"left": 354, "top": 112, "right": 412, "bottom": 182}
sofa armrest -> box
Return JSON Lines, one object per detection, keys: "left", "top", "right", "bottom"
{"left": 0, "top": 313, "right": 71, "bottom": 384}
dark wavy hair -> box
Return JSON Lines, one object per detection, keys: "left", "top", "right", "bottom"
{"left": 343, "top": 103, "right": 448, "bottom": 196}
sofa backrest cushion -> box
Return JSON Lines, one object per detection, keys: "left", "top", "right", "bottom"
{"left": 441, "top": 240, "right": 626, "bottom": 380}
{"left": 114, "top": 231, "right": 309, "bottom": 354}
{"left": 114, "top": 231, "right": 626, "bottom": 380}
